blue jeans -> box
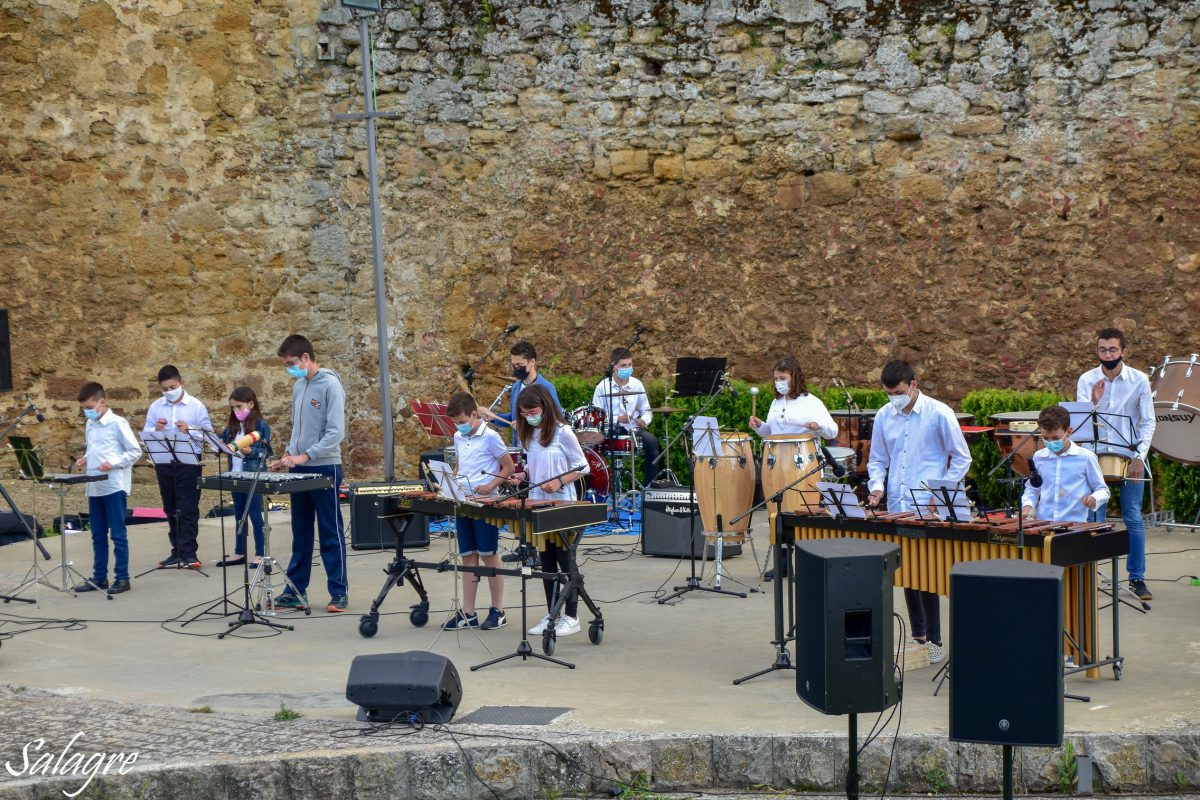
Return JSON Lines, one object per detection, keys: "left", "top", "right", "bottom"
{"left": 88, "top": 491, "right": 129, "bottom": 583}
{"left": 285, "top": 464, "right": 347, "bottom": 598}
{"left": 232, "top": 492, "right": 264, "bottom": 557}
{"left": 1090, "top": 478, "right": 1146, "bottom": 581}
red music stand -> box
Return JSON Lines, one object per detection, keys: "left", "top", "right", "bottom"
{"left": 410, "top": 400, "right": 457, "bottom": 437}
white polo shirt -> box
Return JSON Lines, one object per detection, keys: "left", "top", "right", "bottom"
{"left": 454, "top": 421, "right": 510, "bottom": 496}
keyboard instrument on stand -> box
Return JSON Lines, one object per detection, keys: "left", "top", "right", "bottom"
{"left": 199, "top": 472, "right": 332, "bottom": 495}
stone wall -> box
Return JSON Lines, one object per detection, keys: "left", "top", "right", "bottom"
{"left": 2, "top": 0, "right": 1198, "bottom": 476}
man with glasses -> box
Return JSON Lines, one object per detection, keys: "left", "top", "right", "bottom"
{"left": 1076, "top": 328, "right": 1157, "bottom": 601}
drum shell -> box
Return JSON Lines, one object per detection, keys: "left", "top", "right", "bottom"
{"left": 604, "top": 435, "right": 637, "bottom": 453}
{"left": 759, "top": 435, "right": 821, "bottom": 513}
{"left": 1097, "top": 453, "right": 1130, "bottom": 483}
{"left": 569, "top": 405, "right": 607, "bottom": 445}
{"left": 993, "top": 431, "right": 1042, "bottom": 476}
{"left": 691, "top": 433, "right": 756, "bottom": 540}
{"left": 1150, "top": 358, "right": 1200, "bottom": 466}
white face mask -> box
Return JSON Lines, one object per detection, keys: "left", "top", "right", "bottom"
{"left": 888, "top": 392, "right": 910, "bottom": 410}
{"left": 163, "top": 387, "right": 183, "bottom": 403}
{"left": 774, "top": 379, "right": 790, "bottom": 395}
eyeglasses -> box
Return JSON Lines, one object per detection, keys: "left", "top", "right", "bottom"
{"left": 1096, "top": 347, "right": 1121, "bottom": 355}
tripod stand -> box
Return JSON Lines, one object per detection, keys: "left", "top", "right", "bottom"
{"left": 7, "top": 474, "right": 111, "bottom": 600}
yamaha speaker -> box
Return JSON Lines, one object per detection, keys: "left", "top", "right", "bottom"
{"left": 349, "top": 481, "right": 429, "bottom": 550}
{"left": 950, "top": 559, "right": 1064, "bottom": 747}
{"left": 641, "top": 486, "right": 741, "bottom": 559}
{"left": 346, "top": 651, "right": 462, "bottom": 723}
{"left": 0, "top": 309, "right": 10, "bottom": 392}
{"left": 795, "top": 538, "right": 900, "bottom": 715}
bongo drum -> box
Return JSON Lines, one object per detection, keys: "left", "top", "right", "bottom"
{"left": 691, "top": 432, "right": 756, "bottom": 542}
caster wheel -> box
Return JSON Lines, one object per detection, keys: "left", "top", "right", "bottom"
{"left": 588, "top": 622, "right": 603, "bottom": 645}
{"left": 303, "top": 607, "right": 312, "bottom": 616}
{"left": 1114, "top": 664, "right": 1123, "bottom": 681}
{"left": 542, "top": 629, "right": 556, "bottom": 656}
{"left": 358, "top": 617, "right": 379, "bottom": 638}
{"left": 410, "top": 606, "right": 429, "bottom": 627}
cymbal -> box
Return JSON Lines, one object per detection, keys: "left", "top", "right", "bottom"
{"left": 602, "top": 389, "right": 646, "bottom": 397}
{"left": 650, "top": 405, "right": 687, "bottom": 414}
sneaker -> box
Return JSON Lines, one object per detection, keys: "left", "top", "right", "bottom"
{"left": 1129, "top": 580, "right": 1152, "bottom": 601}
{"left": 158, "top": 555, "right": 181, "bottom": 567}
{"left": 183, "top": 559, "right": 202, "bottom": 569}
{"left": 274, "top": 592, "right": 309, "bottom": 610}
{"left": 528, "top": 614, "right": 554, "bottom": 635}
{"left": 480, "top": 608, "right": 507, "bottom": 630}
{"left": 927, "top": 641, "right": 945, "bottom": 664}
{"left": 442, "top": 610, "right": 479, "bottom": 630}
{"left": 109, "top": 579, "right": 131, "bottom": 594}
{"left": 1064, "top": 654, "right": 1076, "bottom": 667}
{"left": 73, "top": 579, "right": 109, "bottom": 593}
{"left": 555, "top": 615, "right": 581, "bottom": 636}
{"left": 326, "top": 595, "right": 349, "bottom": 613}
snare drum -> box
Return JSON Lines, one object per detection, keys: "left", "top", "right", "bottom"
{"left": 823, "top": 446, "right": 856, "bottom": 480}
{"left": 691, "top": 432, "right": 756, "bottom": 542}
{"left": 1097, "top": 453, "right": 1131, "bottom": 483}
{"left": 603, "top": 434, "right": 638, "bottom": 453}
{"left": 499, "top": 448, "right": 527, "bottom": 495}
{"left": 1150, "top": 354, "right": 1200, "bottom": 465}
{"left": 759, "top": 435, "right": 821, "bottom": 513}
{"left": 568, "top": 405, "right": 606, "bottom": 445}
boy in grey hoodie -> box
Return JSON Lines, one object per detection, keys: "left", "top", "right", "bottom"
{"left": 269, "top": 334, "right": 349, "bottom": 613}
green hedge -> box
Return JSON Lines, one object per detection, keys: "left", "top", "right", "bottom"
{"left": 545, "top": 375, "right": 1200, "bottom": 518}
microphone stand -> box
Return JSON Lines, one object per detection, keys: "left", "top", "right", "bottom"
{"left": 0, "top": 404, "right": 52, "bottom": 565}
{"left": 987, "top": 430, "right": 1037, "bottom": 513}
{"left": 601, "top": 325, "right": 644, "bottom": 522}
{"left": 454, "top": 324, "right": 518, "bottom": 396}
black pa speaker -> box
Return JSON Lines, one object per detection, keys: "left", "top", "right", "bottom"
{"left": 0, "top": 309, "right": 10, "bottom": 392}
{"left": 349, "top": 481, "right": 429, "bottom": 549}
{"left": 346, "top": 651, "right": 462, "bottom": 723}
{"left": 795, "top": 538, "right": 900, "bottom": 715}
{"left": 950, "top": 559, "right": 1064, "bottom": 747}
{"left": 641, "top": 486, "right": 741, "bottom": 559}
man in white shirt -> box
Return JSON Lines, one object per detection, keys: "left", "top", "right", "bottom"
{"left": 74, "top": 382, "right": 144, "bottom": 594}
{"left": 591, "top": 347, "right": 661, "bottom": 486}
{"left": 867, "top": 360, "right": 972, "bottom": 664}
{"left": 142, "top": 364, "right": 211, "bottom": 569}
{"left": 1076, "top": 327, "right": 1156, "bottom": 601}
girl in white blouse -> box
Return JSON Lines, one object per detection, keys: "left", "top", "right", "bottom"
{"left": 513, "top": 384, "right": 589, "bottom": 637}
{"left": 749, "top": 356, "right": 838, "bottom": 440}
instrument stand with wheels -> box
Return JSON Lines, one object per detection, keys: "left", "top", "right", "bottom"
{"left": 358, "top": 512, "right": 432, "bottom": 637}
{"left": 135, "top": 430, "right": 208, "bottom": 580}
{"left": 471, "top": 536, "right": 575, "bottom": 671}
{"left": 6, "top": 474, "right": 111, "bottom": 601}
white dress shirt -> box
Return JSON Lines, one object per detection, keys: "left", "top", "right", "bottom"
{"left": 521, "top": 424, "right": 589, "bottom": 502}
{"left": 142, "top": 391, "right": 212, "bottom": 457}
{"left": 454, "top": 422, "right": 510, "bottom": 497}
{"left": 756, "top": 393, "right": 838, "bottom": 439}
{"left": 868, "top": 393, "right": 973, "bottom": 513}
{"left": 1021, "top": 442, "right": 1110, "bottom": 522}
{"left": 591, "top": 376, "right": 651, "bottom": 433}
{"left": 84, "top": 410, "right": 144, "bottom": 497}
{"left": 1075, "top": 364, "right": 1157, "bottom": 462}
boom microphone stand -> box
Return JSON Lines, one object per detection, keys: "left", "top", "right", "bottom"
{"left": 454, "top": 323, "right": 520, "bottom": 396}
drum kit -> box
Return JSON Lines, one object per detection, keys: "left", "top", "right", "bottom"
{"left": 566, "top": 388, "right": 657, "bottom": 523}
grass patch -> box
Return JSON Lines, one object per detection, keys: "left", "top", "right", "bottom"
{"left": 273, "top": 703, "right": 303, "bottom": 721}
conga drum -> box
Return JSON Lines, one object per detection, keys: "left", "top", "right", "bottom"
{"left": 759, "top": 434, "right": 822, "bottom": 514}
{"left": 691, "top": 432, "right": 756, "bottom": 542}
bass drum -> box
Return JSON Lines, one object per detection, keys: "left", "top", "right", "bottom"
{"left": 580, "top": 445, "right": 610, "bottom": 499}
{"left": 1150, "top": 354, "right": 1200, "bottom": 465}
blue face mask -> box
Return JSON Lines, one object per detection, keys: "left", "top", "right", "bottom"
{"left": 1045, "top": 438, "right": 1066, "bottom": 454}
{"left": 616, "top": 367, "right": 633, "bottom": 380}
{"left": 523, "top": 413, "right": 543, "bottom": 427}
{"left": 83, "top": 408, "right": 101, "bottom": 420}
{"left": 286, "top": 364, "right": 307, "bottom": 379}
{"left": 455, "top": 421, "right": 474, "bottom": 435}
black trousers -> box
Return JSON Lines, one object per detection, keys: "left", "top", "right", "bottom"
{"left": 635, "top": 428, "right": 662, "bottom": 485}
{"left": 155, "top": 462, "right": 202, "bottom": 560}
{"left": 539, "top": 540, "right": 578, "bottom": 619}
{"left": 904, "top": 588, "right": 942, "bottom": 644}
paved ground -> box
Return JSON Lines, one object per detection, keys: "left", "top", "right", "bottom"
{"left": 0, "top": 507, "right": 1197, "bottom": 792}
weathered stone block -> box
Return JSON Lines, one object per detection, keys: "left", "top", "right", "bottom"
{"left": 651, "top": 737, "right": 713, "bottom": 789}
{"left": 610, "top": 149, "right": 651, "bottom": 176}
{"left": 776, "top": 175, "right": 805, "bottom": 209}
{"left": 653, "top": 155, "right": 684, "bottom": 180}
{"left": 898, "top": 174, "right": 947, "bottom": 201}
{"left": 806, "top": 171, "right": 856, "bottom": 205}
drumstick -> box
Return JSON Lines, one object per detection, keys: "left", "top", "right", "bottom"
{"left": 750, "top": 386, "right": 758, "bottom": 420}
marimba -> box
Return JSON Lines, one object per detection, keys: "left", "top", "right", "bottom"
{"left": 777, "top": 511, "right": 1128, "bottom": 679}
{"left": 393, "top": 492, "right": 607, "bottom": 550}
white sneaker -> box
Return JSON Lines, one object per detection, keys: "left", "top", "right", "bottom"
{"left": 528, "top": 614, "right": 554, "bottom": 635}
{"left": 555, "top": 615, "right": 581, "bottom": 636}
{"left": 927, "top": 642, "right": 945, "bottom": 664}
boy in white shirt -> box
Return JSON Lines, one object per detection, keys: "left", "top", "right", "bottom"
{"left": 591, "top": 347, "right": 661, "bottom": 486}
{"left": 74, "top": 382, "right": 143, "bottom": 594}
{"left": 1021, "top": 405, "right": 1110, "bottom": 522}
{"left": 443, "top": 392, "right": 517, "bottom": 631}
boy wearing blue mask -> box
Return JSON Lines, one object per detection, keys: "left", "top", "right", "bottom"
{"left": 1021, "top": 405, "right": 1109, "bottom": 522}
{"left": 75, "top": 382, "right": 143, "bottom": 594}
{"left": 269, "top": 335, "right": 349, "bottom": 613}
{"left": 442, "top": 392, "right": 517, "bottom": 630}
{"left": 143, "top": 364, "right": 211, "bottom": 569}
{"left": 590, "top": 347, "right": 661, "bottom": 486}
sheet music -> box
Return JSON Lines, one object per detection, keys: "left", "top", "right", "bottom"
{"left": 427, "top": 459, "right": 472, "bottom": 502}
{"left": 923, "top": 479, "right": 971, "bottom": 521}
{"left": 692, "top": 416, "right": 721, "bottom": 458}
{"left": 201, "top": 429, "right": 238, "bottom": 457}
{"left": 818, "top": 481, "right": 865, "bottom": 518}
{"left": 141, "top": 431, "right": 200, "bottom": 466}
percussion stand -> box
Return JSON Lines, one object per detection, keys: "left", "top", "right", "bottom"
{"left": 180, "top": 469, "right": 241, "bottom": 626}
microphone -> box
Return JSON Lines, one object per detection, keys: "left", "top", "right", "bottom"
{"left": 1029, "top": 461, "right": 1043, "bottom": 488}
{"left": 230, "top": 431, "right": 261, "bottom": 451}
{"left": 26, "top": 395, "right": 44, "bottom": 423}
{"left": 635, "top": 325, "right": 646, "bottom": 334}
{"left": 820, "top": 444, "right": 847, "bottom": 477}
{"left": 504, "top": 324, "right": 519, "bottom": 335}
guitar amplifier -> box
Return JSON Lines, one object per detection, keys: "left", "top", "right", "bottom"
{"left": 348, "top": 480, "right": 430, "bottom": 550}
{"left": 641, "top": 486, "right": 741, "bottom": 559}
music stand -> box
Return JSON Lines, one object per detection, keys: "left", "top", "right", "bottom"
{"left": 180, "top": 431, "right": 246, "bottom": 624}
{"left": 136, "top": 430, "right": 208, "bottom": 578}
{"left": 411, "top": 400, "right": 458, "bottom": 438}
{"left": 7, "top": 435, "right": 45, "bottom": 480}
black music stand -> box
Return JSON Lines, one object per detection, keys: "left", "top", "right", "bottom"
{"left": 136, "top": 429, "right": 208, "bottom": 578}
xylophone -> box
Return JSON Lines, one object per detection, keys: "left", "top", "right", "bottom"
{"left": 393, "top": 491, "right": 607, "bottom": 550}
{"left": 199, "top": 472, "right": 333, "bottom": 495}
{"left": 776, "top": 511, "right": 1127, "bottom": 678}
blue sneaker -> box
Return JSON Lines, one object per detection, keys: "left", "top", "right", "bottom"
{"left": 442, "top": 610, "right": 479, "bottom": 630}
{"left": 480, "top": 608, "right": 507, "bottom": 630}
{"left": 274, "top": 592, "right": 308, "bottom": 611}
